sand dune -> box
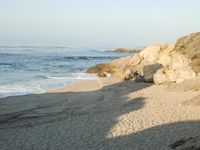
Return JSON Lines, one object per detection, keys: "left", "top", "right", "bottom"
{"left": 1, "top": 78, "right": 200, "bottom": 150}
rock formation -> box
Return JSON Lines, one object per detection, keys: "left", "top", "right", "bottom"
{"left": 106, "top": 48, "right": 139, "bottom": 53}
{"left": 87, "top": 32, "right": 200, "bottom": 84}
{"left": 87, "top": 56, "right": 131, "bottom": 78}
{"left": 174, "top": 32, "right": 200, "bottom": 73}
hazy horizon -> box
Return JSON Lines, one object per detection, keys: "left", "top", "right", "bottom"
{"left": 0, "top": 0, "right": 200, "bottom": 49}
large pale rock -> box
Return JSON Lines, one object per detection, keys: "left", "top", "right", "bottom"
{"left": 139, "top": 43, "right": 170, "bottom": 63}
{"left": 153, "top": 67, "right": 196, "bottom": 84}
{"left": 153, "top": 70, "right": 168, "bottom": 84}
{"left": 170, "top": 52, "right": 191, "bottom": 70}
{"left": 139, "top": 45, "right": 161, "bottom": 63}
{"left": 122, "top": 43, "right": 173, "bottom": 82}
{"left": 154, "top": 69, "right": 196, "bottom": 85}
{"left": 176, "top": 68, "right": 196, "bottom": 83}
{"left": 153, "top": 69, "right": 178, "bottom": 84}
{"left": 157, "top": 45, "right": 174, "bottom": 66}
{"left": 126, "top": 54, "right": 143, "bottom": 67}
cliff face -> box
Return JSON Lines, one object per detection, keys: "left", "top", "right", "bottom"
{"left": 87, "top": 32, "right": 200, "bottom": 84}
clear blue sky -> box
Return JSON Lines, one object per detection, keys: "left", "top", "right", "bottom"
{"left": 0, "top": 0, "right": 200, "bottom": 48}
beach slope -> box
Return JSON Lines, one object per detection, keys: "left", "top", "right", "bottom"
{"left": 1, "top": 78, "right": 200, "bottom": 149}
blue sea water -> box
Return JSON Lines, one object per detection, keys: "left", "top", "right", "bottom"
{"left": 0, "top": 46, "right": 131, "bottom": 98}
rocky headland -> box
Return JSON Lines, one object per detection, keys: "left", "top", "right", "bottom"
{"left": 88, "top": 32, "right": 200, "bottom": 84}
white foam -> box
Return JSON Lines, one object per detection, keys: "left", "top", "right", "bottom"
{"left": 45, "top": 73, "right": 97, "bottom": 80}
{"left": 0, "top": 73, "right": 98, "bottom": 99}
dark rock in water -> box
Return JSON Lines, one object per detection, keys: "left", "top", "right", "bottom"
{"left": 174, "top": 32, "right": 200, "bottom": 73}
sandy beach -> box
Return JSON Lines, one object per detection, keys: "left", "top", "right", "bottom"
{"left": 1, "top": 0, "right": 200, "bottom": 149}
{"left": 1, "top": 77, "right": 200, "bottom": 150}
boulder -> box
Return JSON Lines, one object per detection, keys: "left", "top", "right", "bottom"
{"left": 125, "top": 54, "right": 143, "bottom": 67}
{"left": 139, "top": 45, "right": 161, "bottom": 63}
{"left": 87, "top": 64, "right": 114, "bottom": 77}
{"left": 176, "top": 68, "right": 196, "bottom": 83}
{"left": 143, "top": 63, "right": 163, "bottom": 83}
{"left": 87, "top": 56, "right": 131, "bottom": 78}
{"left": 153, "top": 69, "right": 177, "bottom": 84}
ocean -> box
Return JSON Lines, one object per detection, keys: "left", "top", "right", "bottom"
{"left": 0, "top": 46, "right": 131, "bottom": 98}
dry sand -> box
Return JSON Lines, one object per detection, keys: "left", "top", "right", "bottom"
{"left": 1, "top": 77, "right": 200, "bottom": 150}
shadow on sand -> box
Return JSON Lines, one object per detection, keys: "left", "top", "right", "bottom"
{"left": 0, "top": 80, "right": 200, "bottom": 150}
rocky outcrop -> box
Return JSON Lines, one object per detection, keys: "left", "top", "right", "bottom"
{"left": 87, "top": 64, "right": 113, "bottom": 77}
{"left": 106, "top": 48, "right": 138, "bottom": 53}
{"left": 153, "top": 32, "right": 200, "bottom": 84}
{"left": 122, "top": 43, "right": 175, "bottom": 83}
{"left": 88, "top": 32, "right": 200, "bottom": 84}
{"left": 87, "top": 56, "right": 131, "bottom": 78}
{"left": 153, "top": 50, "right": 196, "bottom": 84}
{"left": 174, "top": 32, "right": 200, "bottom": 73}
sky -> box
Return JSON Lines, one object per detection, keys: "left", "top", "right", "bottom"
{"left": 0, "top": 0, "right": 200, "bottom": 49}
